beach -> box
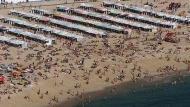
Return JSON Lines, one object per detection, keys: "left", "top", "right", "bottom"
{"left": 0, "top": 0, "right": 190, "bottom": 107}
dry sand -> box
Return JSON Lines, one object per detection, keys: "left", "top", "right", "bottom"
{"left": 0, "top": 0, "right": 190, "bottom": 107}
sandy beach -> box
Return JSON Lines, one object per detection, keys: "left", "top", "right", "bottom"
{"left": 0, "top": 0, "right": 190, "bottom": 107}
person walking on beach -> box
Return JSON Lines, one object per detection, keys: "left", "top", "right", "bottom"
{"left": 45, "top": 91, "right": 48, "bottom": 95}
{"left": 41, "top": 94, "right": 43, "bottom": 99}
{"left": 104, "top": 97, "right": 106, "bottom": 101}
{"left": 49, "top": 100, "right": 52, "bottom": 105}
{"left": 133, "top": 89, "right": 136, "bottom": 93}
{"left": 60, "top": 90, "right": 63, "bottom": 95}
{"left": 61, "top": 80, "right": 63, "bottom": 85}
{"left": 37, "top": 89, "right": 40, "bottom": 95}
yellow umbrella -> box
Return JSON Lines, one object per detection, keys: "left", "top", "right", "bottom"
{"left": 17, "top": 67, "right": 21, "bottom": 71}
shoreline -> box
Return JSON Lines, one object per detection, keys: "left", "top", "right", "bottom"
{"left": 59, "top": 68, "right": 190, "bottom": 107}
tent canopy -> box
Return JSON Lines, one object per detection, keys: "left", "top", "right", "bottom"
{"left": 0, "top": 26, "right": 7, "bottom": 31}
{"left": 95, "top": 7, "right": 107, "bottom": 12}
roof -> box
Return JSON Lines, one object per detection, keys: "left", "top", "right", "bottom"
{"left": 96, "top": 7, "right": 107, "bottom": 11}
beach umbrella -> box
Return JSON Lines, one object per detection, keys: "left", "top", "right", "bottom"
{"left": 8, "top": 64, "right": 13, "bottom": 69}
{"left": 0, "top": 73, "right": 4, "bottom": 77}
{"left": 29, "top": 69, "right": 34, "bottom": 73}
{"left": 13, "top": 72, "right": 18, "bottom": 77}
{"left": 10, "top": 76, "right": 14, "bottom": 80}
{"left": 1, "top": 64, "right": 6, "bottom": 69}
{"left": 18, "top": 80, "right": 23, "bottom": 85}
{"left": 0, "top": 77, "right": 4, "bottom": 84}
{"left": 7, "top": 67, "right": 12, "bottom": 72}
{"left": 16, "top": 66, "right": 21, "bottom": 71}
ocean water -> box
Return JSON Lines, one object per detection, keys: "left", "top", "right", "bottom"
{"left": 74, "top": 75, "right": 190, "bottom": 107}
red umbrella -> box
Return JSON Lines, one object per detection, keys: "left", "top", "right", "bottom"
{"left": 13, "top": 72, "right": 18, "bottom": 77}
{"left": 0, "top": 77, "right": 4, "bottom": 83}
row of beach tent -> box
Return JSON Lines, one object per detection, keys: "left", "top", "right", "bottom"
{"left": 31, "top": 8, "right": 127, "bottom": 34}
{"left": 8, "top": 28, "right": 55, "bottom": 45}
{"left": 102, "top": 1, "right": 125, "bottom": 10}
{"left": 0, "top": 16, "right": 55, "bottom": 45}
{"left": 0, "top": 33, "right": 28, "bottom": 48}
{"left": 10, "top": 10, "right": 108, "bottom": 38}
{"left": 57, "top": 5, "right": 157, "bottom": 32}
{"left": 5, "top": 11, "right": 85, "bottom": 41}
{"left": 78, "top": 3, "right": 178, "bottom": 29}
{"left": 102, "top": 1, "right": 190, "bottom": 24}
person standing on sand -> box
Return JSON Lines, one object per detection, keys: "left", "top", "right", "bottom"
{"left": 29, "top": 4, "right": 32, "bottom": 8}
{"left": 8, "top": 95, "right": 10, "bottom": 99}
{"left": 23, "top": 5, "right": 25, "bottom": 10}
{"left": 39, "top": 4, "right": 41, "bottom": 8}
{"left": 45, "top": 91, "right": 48, "bottom": 95}
{"left": 37, "top": 89, "right": 40, "bottom": 95}
{"left": 61, "top": 80, "right": 63, "bottom": 85}
{"left": 49, "top": 100, "right": 52, "bottom": 105}
{"left": 60, "top": 90, "right": 63, "bottom": 95}
{"left": 41, "top": 94, "right": 43, "bottom": 99}
{"left": 5, "top": 2, "right": 8, "bottom": 8}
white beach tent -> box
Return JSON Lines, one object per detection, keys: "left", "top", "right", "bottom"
{"left": 80, "top": 3, "right": 177, "bottom": 29}
{"left": 0, "top": 36, "right": 28, "bottom": 48}
{"left": 2, "top": 0, "right": 42, "bottom": 3}
{"left": 10, "top": 10, "right": 103, "bottom": 38}
{"left": 2, "top": 0, "right": 23, "bottom": 3}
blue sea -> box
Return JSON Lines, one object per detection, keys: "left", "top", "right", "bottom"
{"left": 73, "top": 74, "right": 190, "bottom": 107}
